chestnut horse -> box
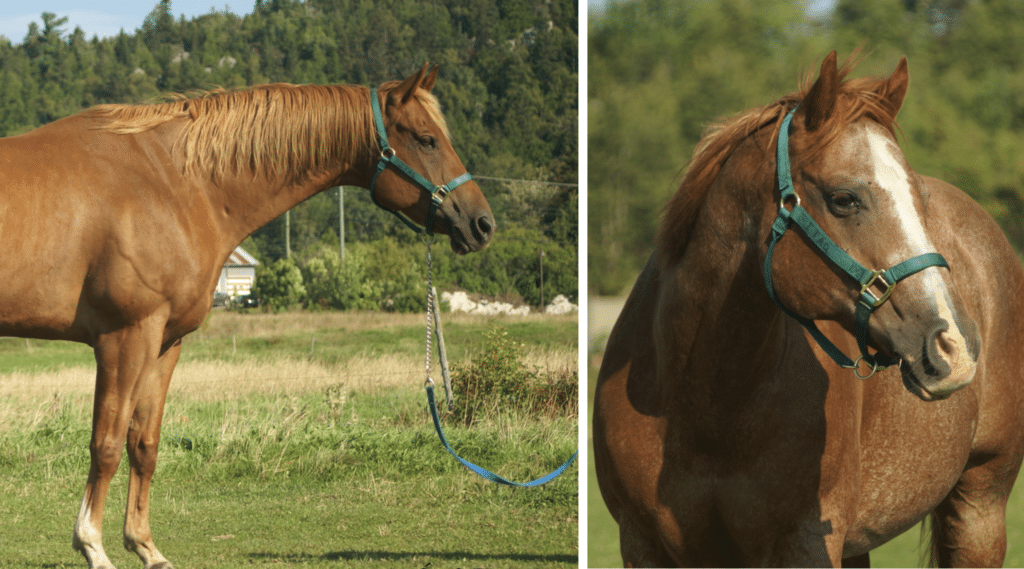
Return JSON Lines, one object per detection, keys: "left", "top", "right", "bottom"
{"left": 1, "top": 64, "right": 493, "bottom": 569}
{"left": 594, "top": 52, "right": 1024, "bottom": 567}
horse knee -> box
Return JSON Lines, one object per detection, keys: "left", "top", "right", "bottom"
{"left": 127, "top": 428, "right": 161, "bottom": 471}
{"left": 89, "top": 435, "right": 125, "bottom": 474}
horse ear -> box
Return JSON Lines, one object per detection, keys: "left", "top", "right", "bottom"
{"left": 879, "top": 56, "right": 909, "bottom": 116}
{"left": 803, "top": 51, "right": 839, "bottom": 132}
{"left": 394, "top": 63, "right": 429, "bottom": 106}
{"left": 421, "top": 64, "right": 439, "bottom": 92}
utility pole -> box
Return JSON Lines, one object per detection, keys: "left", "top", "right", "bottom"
{"left": 344, "top": 185, "right": 348, "bottom": 260}
{"left": 539, "top": 246, "right": 545, "bottom": 308}
{"left": 285, "top": 210, "right": 291, "bottom": 258}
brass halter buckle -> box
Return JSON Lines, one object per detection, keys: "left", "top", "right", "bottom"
{"left": 859, "top": 269, "right": 895, "bottom": 309}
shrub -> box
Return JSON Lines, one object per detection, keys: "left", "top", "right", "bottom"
{"left": 251, "top": 257, "right": 306, "bottom": 311}
{"left": 447, "top": 327, "right": 578, "bottom": 425}
{"left": 300, "top": 246, "right": 379, "bottom": 310}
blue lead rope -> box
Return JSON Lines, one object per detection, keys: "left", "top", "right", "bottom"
{"left": 425, "top": 384, "right": 578, "bottom": 487}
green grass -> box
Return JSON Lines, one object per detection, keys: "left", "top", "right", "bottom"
{"left": 586, "top": 368, "right": 1024, "bottom": 568}
{"left": 0, "top": 310, "right": 578, "bottom": 568}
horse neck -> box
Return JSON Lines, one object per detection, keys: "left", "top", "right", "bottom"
{"left": 192, "top": 138, "right": 375, "bottom": 257}
{"left": 147, "top": 84, "right": 378, "bottom": 256}
{"left": 211, "top": 166, "right": 366, "bottom": 251}
{"left": 654, "top": 149, "right": 792, "bottom": 408}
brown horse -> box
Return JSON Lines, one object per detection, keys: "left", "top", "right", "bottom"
{"left": 0, "top": 64, "right": 492, "bottom": 569}
{"left": 593, "top": 51, "right": 1024, "bottom": 567}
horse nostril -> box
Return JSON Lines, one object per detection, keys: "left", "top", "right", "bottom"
{"left": 476, "top": 215, "right": 494, "bottom": 240}
{"left": 935, "top": 330, "right": 956, "bottom": 360}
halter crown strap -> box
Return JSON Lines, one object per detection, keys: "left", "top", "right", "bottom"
{"left": 368, "top": 88, "right": 473, "bottom": 235}
{"left": 764, "top": 107, "right": 950, "bottom": 379}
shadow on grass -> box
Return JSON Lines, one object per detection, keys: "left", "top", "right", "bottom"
{"left": 248, "top": 550, "right": 578, "bottom": 565}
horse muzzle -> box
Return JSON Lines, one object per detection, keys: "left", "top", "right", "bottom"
{"left": 439, "top": 196, "right": 495, "bottom": 254}
{"left": 895, "top": 316, "right": 980, "bottom": 401}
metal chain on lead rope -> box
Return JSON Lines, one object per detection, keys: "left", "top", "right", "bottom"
{"left": 423, "top": 236, "right": 455, "bottom": 410}
{"left": 424, "top": 236, "right": 435, "bottom": 388}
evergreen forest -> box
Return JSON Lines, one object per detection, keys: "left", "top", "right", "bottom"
{"left": 589, "top": 0, "right": 1024, "bottom": 295}
{"left": 0, "top": 0, "right": 578, "bottom": 311}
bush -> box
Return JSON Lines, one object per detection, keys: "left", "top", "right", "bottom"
{"left": 300, "top": 246, "right": 379, "bottom": 311}
{"left": 251, "top": 257, "right": 306, "bottom": 311}
{"left": 362, "top": 236, "right": 427, "bottom": 312}
{"left": 447, "top": 327, "right": 578, "bottom": 425}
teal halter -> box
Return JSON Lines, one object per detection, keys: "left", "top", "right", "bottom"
{"left": 368, "top": 88, "right": 473, "bottom": 235}
{"left": 763, "top": 107, "right": 949, "bottom": 379}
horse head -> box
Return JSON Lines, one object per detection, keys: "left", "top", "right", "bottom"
{"left": 768, "top": 52, "right": 980, "bottom": 401}
{"left": 369, "top": 64, "right": 494, "bottom": 254}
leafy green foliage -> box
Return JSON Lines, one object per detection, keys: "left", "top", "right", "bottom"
{"left": 448, "top": 327, "right": 578, "bottom": 425}
{"left": 251, "top": 257, "right": 306, "bottom": 311}
{"left": 300, "top": 246, "right": 379, "bottom": 311}
{"left": 589, "top": 0, "right": 1024, "bottom": 294}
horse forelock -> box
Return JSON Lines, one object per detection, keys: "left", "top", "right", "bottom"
{"left": 656, "top": 54, "right": 902, "bottom": 263}
{"left": 376, "top": 79, "right": 451, "bottom": 139}
{"left": 87, "top": 83, "right": 383, "bottom": 183}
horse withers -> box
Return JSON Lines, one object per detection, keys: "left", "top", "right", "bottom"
{"left": 0, "top": 65, "right": 492, "bottom": 569}
{"left": 593, "top": 51, "right": 1024, "bottom": 567}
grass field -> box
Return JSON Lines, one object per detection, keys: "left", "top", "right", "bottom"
{"left": 0, "top": 309, "right": 578, "bottom": 568}
{"left": 586, "top": 365, "right": 1024, "bottom": 568}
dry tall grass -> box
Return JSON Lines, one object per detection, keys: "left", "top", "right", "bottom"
{"left": 0, "top": 348, "right": 575, "bottom": 430}
{"left": 0, "top": 309, "right": 577, "bottom": 430}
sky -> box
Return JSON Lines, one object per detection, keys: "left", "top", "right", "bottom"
{"left": 0, "top": 0, "right": 257, "bottom": 44}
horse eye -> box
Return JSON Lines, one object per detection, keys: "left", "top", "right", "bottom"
{"left": 418, "top": 135, "right": 436, "bottom": 148}
{"left": 830, "top": 191, "right": 858, "bottom": 209}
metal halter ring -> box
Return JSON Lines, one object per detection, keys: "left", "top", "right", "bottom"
{"left": 851, "top": 355, "right": 882, "bottom": 380}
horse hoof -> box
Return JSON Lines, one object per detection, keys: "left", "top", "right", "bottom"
{"left": 147, "top": 562, "right": 174, "bottom": 569}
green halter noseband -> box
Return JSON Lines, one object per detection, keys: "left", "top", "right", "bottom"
{"left": 763, "top": 107, "right": 949, "bottom": 379}
{"left": 368, "top": 88, "right": 473, "bottom": 236}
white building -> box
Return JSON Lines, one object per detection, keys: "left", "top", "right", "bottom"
{"left": 216, "top": 246, "right": 259, "bottom": 298}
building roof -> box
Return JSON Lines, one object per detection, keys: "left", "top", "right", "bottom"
{"left": 225, "top": 246, "right": 259, "bottom": 266}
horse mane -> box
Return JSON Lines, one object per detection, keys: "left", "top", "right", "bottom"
{"left": 656, "top": 54, "right": 904, "bottom": 261}
{"left": 84, "top": 81, "right": 449, "bottom": 183}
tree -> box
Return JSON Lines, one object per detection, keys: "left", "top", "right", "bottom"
{"left": 251, "top": 257, "right": 306, "bottom": 310}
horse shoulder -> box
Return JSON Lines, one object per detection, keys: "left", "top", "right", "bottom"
{"left": 922, "top": 174, "right": 1024, "bottom": 459}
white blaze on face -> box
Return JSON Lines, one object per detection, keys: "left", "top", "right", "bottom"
{"left": 864, "top": 125, "right": 934, "bottom": 259}
{"left": 864, "top": 124, "right": 948, "bottom": 302}
{"left": 864, "top": 124, "right": 974, "bottom": 380}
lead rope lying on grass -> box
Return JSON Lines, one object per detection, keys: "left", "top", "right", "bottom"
{"left": 422, "top": 236, "right": 578, "bottom": 487}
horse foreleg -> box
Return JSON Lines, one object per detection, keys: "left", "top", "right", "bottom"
{"left": 618, "top": 513, "right": 677, "bottom": 568}
{"left": 123, "top": 339, "right": 180, "bottom": 569}
{"left": 73, "top": 313, "right": 168, "bottom": 569}
{"left": 929, "top": 458, "right": 1017, "bottom": 568}
{"left": 73, "top": 426, "right": 126, "bottom": 569}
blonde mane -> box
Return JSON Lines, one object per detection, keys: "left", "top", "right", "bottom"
{"left": 85, "top": 81, "right": 449, "bottom": 183}
{"left": 657, "top": 55, "right": 903, "bottom": 260}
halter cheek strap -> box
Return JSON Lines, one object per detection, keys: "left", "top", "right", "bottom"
{"left": 764, "top": 107, "right": 950, "bottom": 379}
{"left": 368, "top": 88, "right": 473, "bottom": 235}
